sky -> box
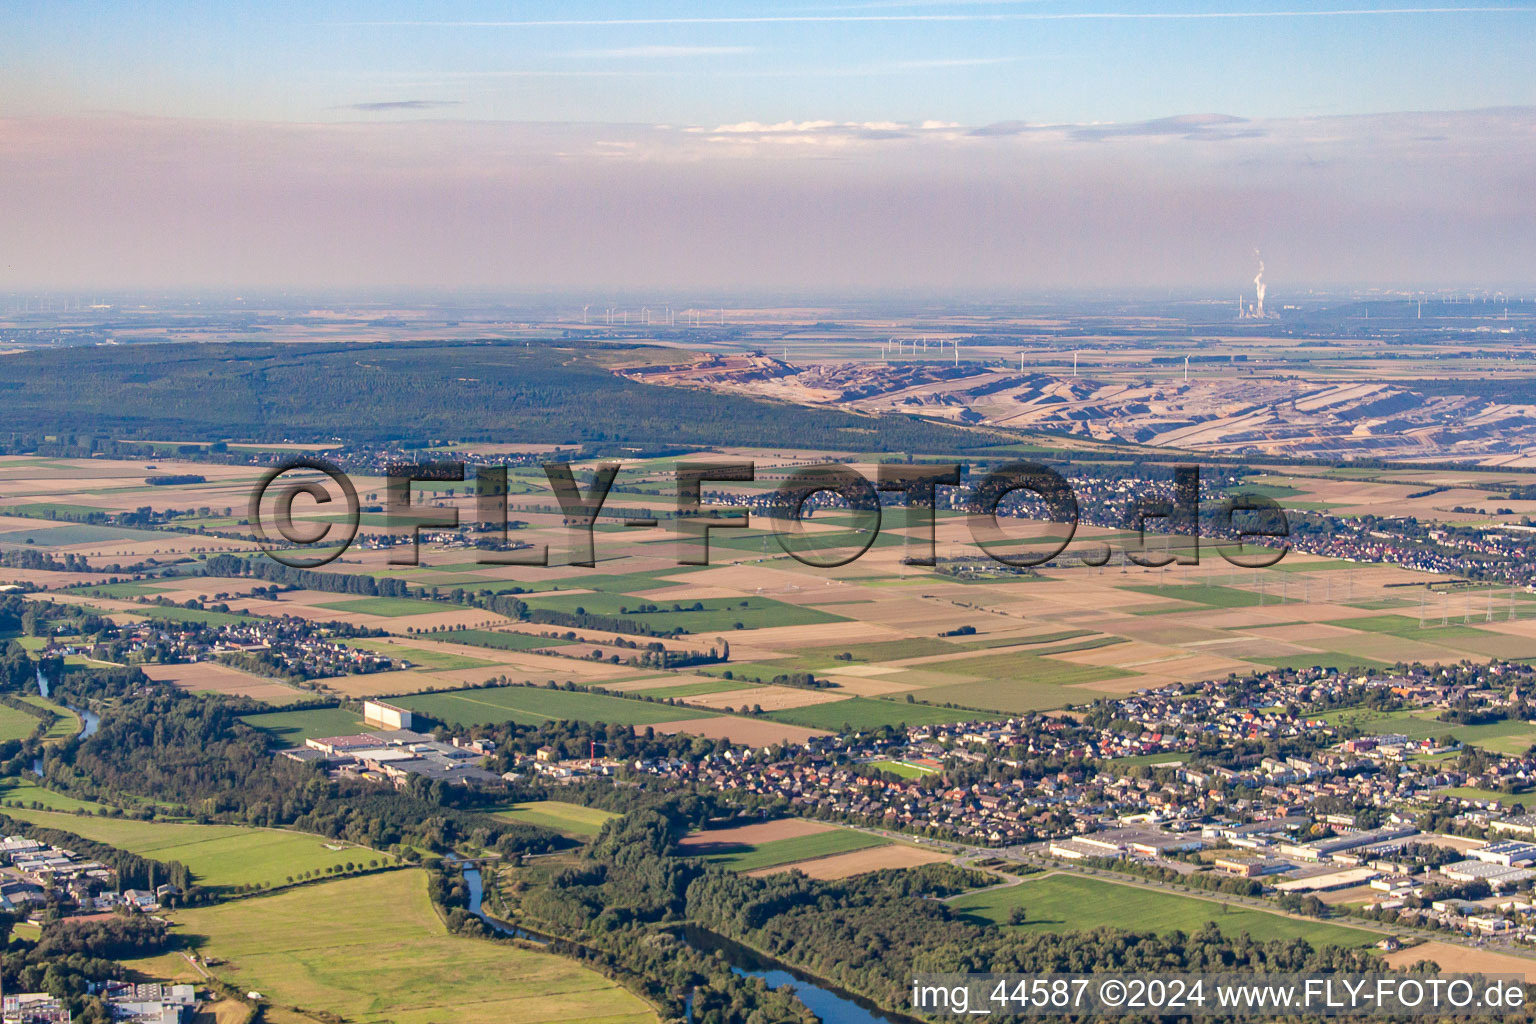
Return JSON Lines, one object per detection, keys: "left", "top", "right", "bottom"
{"left": 2, "top": 1, "right": 1534, "bottom": 294}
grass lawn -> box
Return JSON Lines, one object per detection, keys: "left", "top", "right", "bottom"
{"left": 488, "top": 800, "right": 617, "bottom": 838}
{"left": 700, "top": 829, "right": 889, "bottom": 872}
{"left": 867, "top": 759, "right": 937, "bottom": 778}
{"left": 1440, "top": 785, "right": 1530, "bottom": 804}
{"left": 0, "top": 807, "right": 384, "bottom": 892}
{"left": 240, "top": 707, "right": 370, "bottom": 745}
{"left": 393, "top": 685, "right": 714, "bottom": 727}
{"left": 124, "top": 870, "right": 657, "bottom": 1024}
{"left": 765, "top": 697, "right": 981, "bottom": 731}
{"left": 951, "top": 873, "right": 1377, "bottom": 948}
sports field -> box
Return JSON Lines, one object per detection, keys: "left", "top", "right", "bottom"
{"left": 393, "top": 685, "right": 715, "bottom": 727}
{"left": 950, "top": 873, "right": 1378, "bottom": 948}
{"left": 130, "top": 870, "right": 657, "bottom": 1024}
{"left": 0, "top": 807, "right": 382, "bottom": 892}
{"left": 488, "top": 800, "right": 617, "bottom": 838}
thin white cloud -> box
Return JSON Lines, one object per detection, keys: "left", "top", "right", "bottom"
{"left": 343, "top": 7, "right": 1536, "bottom": 27}
{"left": 561, "top": 45, "right": 756, "bottom": 59}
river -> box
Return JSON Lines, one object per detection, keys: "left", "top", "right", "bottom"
{"left": 682, "top": 925, "right": 923, "bottom": 1024}
{"left": 457, "top": 865, "right": 918, "bottom": 1023}
{"left": 30, "top": 668, "right": 100, "bottom": 775}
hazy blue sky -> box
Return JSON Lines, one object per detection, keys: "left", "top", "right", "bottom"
{"left": 2, "top": 1, "right": 1534, "bottom": 292}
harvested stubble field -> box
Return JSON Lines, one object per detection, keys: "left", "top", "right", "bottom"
{"left": 139, "top": 662, "right": 314, "bottom": 702}
{"left": 750, "top": 843, "right": 955, "bottom": 879}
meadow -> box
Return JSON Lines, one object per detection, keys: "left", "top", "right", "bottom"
{"left": 0, "top": 807, "right": 382, "bottom": 892}
{"left": 394, "top": 685, "right": 715, "bottom": 727}
{"left": 239, "top": 707, "right": 371, "bottom": 745}
{"left": 126, "top": 870, "right": 657, "bottom": 1024}
{"left": 488, "top": 800, "right": 618, "bottom": 838}
{"left": 950, "top": 873, "right": 1378, "bottom": 948}
{"left": 0, "top": 703, "right": 41, "bottom": 743}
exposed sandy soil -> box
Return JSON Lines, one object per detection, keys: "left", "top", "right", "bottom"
{"left": 678, "top": 818, "right": 834, "bottom": 850}
{"left": 1383, "top": 941, "right": 1536, "bottom": 981}
{"left": 640, "top": 715, "right": 831, "bottom": 745}
{"left": 749, "top": 843, "right": 953, "bottom": 879}
{"left": 679, "top": 685, "right": 850, "bottom": 712}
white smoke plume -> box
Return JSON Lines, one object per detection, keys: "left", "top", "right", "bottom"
{"left": 1253, "top": 250, "right": 1267, "bottom": 317}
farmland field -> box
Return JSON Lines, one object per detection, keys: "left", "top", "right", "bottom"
{"left": 694, "top": 827, "right": 890, "bottom": 872}
{"left": 951, "top": 873, "right": 1378, "bottom": 948}
{"left": 0, "top": 807, "right": 383, "bottom": 892}
{"left": 519, "top": 592, "right": 848, "bottom": 632}
{"left": 489, "top": 800, "right": 618, "bottom": 838}
{"left": 317, "top": 597, "right": 443, "bottom": 617}
{"left": 393, "top": 685, "right": 716, "bottom": 727}
{"left": 437, "top": 629, "right": 577, "bottom": 652}
{"left": 129, "top": 870, "right": 658, "bottom": 1024}
{"left": 764, "top": 696, "right": 982, "bottom": 730}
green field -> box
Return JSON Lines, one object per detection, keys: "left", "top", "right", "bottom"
{"left": 0, "top": 703, "right": 41, "bottom": 743}
{"left": 317, "top": 597, "right": 444, "bottom": 617}
{"left": 124, "top": 870, "right": 656, "bottom": 1024}
{"left": 0, "top": 778, "right": 112, "bottom": 813}
{"left": 394, "top": 685, "right": 713, "bottom": 727}
{"left": 1122, "top": 583, "right": 1263, "bottom": 608}
{"left": 130, "top": 605, "right": 252, "bottom": 626}
{"left": 488, "top": 800, "right": 618, "bottom": 838}
{"left": 436, "top": 630, "right": 576, "bottom": 652}
{"left": 951, "top": 873, "right": 1377, "bottom": 947}
{"left": 0, "top": 524, "right": 170, "bottom": 546}
{"left": 1243, "top": 653, "right": 1396, "bottom": 673}
{"left": 697, "top": 828, "right": 889, "bottom": 872}
{"left": 765, "top": 697, "right": 980, "bottom": 731}
{"left": 519, "top": 591, "right": 846, "bottom": 632}
{"left": 240, "top": 707, "right": 370, "bottom": 745}
{"left": 21, "top": 695, "right": 82, "bottom": 741}
{"left": 0, "top": 807, "right": 383, "bottom": 892}
{"left": 1317, "top": 706, "right": 1536, "bottom": 755}
{"left": 341, "top": 639, "right": 496, "bottom": 671}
